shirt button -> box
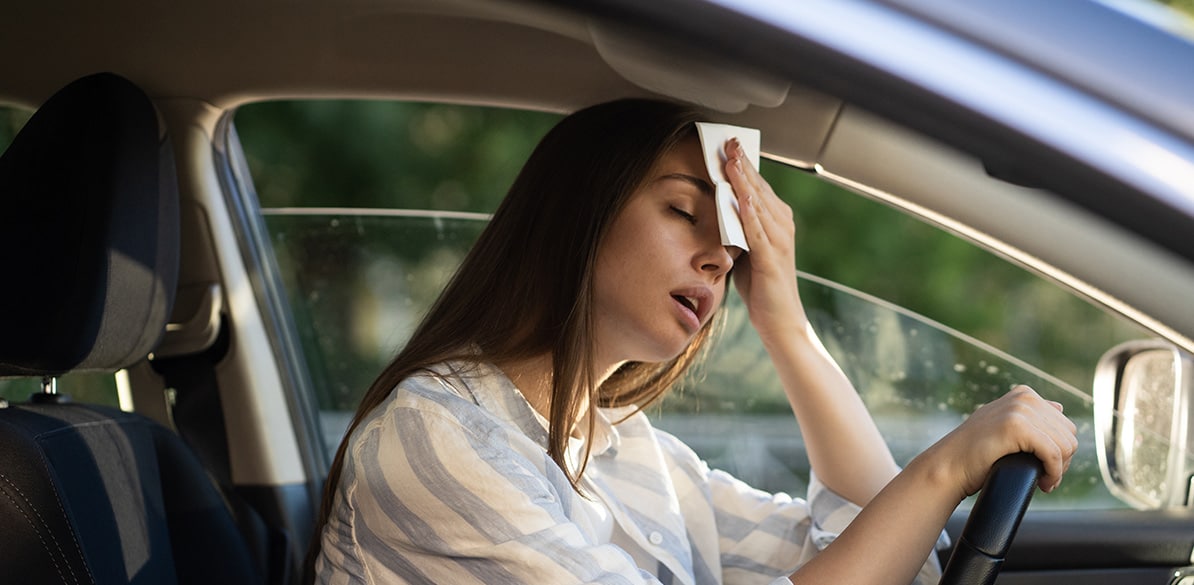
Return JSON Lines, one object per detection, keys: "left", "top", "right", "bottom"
{"left": 648, "top": 531, "right": 664, "bottom": 545}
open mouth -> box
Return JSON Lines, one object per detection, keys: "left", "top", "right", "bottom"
{"left": 673, "top": 294, "right": 697, "bottom": 322}
{"left": 670, "top": 287, "right": 712, "bottom": 330}
{"left": 672, "top": 294, "right": 698, "bottom": 315}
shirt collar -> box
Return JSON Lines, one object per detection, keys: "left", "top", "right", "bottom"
{"left": 433, "top": 360, "right": 550, "bottom": 447}
{"left": 443, "top": 360, "right": 626, "bottom": 461}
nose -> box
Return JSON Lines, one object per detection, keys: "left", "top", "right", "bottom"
{"left": 696, "top": 243, "right": 737, "bottom": 279}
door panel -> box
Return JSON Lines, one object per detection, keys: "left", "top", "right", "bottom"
{"left": 945, "top": 510, "right": 1194, "bottom": 583}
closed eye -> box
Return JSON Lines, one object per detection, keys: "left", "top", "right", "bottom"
{"left": 670, "top": 206, "right": 697, "bottom": 225}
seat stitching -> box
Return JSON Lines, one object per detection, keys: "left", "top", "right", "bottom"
{"left": 0, "top": 473, "right": 76, "bottom": 585}
{"left": 33, "top": 418, "right": 127, "bottom": 440}
{"left": 23, "top": 411, "right": 144, "bottom": 584}
{"left": 37, "top": 461, "right": 95, "bottom": 585}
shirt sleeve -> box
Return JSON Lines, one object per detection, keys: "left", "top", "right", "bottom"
{"left": 804, "top": 471, "right": 946, "bottom": 585}
{"left": 327, "top": 397, "right": 664, "bottom": 585}
{"left": 654, "top": 429, "right": 944, "bottom": 585}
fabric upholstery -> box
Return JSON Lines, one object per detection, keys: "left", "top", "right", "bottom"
{"left": 0, "top": 404, "right": 260, "bottom": 585}
{"left": 0, "top": 72, "right": 179, "bottom": 376}
{"left": 0, "top": 72, "right": 263, "bottom": 584}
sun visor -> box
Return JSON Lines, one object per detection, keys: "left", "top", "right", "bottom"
{"left": 589, "top": 23, "right": 790, "bottom": 113}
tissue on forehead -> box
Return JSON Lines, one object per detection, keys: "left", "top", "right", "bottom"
{"left": 695, "top": 122, "right": 760, "bottom": 252}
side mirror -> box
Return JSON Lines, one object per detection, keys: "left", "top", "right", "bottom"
{"left": 1094, "top": 340, "right": 1194, "bottom": 509}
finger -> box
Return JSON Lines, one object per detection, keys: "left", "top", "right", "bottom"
{"left": 727, "top": 148, "right": 791, "bottom": 251}
{"left": 730, "top": 138, "right": 767, "bottom": 197}
{"left": 1032, "top": 419, "right": 1078, "bottom": 491}
{"left": 1018, "top": 388, "right": 1076, "bottom": 433}
{"left": 728, "top": 139, "right": 782, "bottom": 222}
{"left": 1037, "top": 394, "right": 1079, "bottom": 444}
{"left": 1001, "top": 386, "right": 1076, "bottom": 492}
{"left": 727, "top": 153, "right": 772, "bottom": 248}
{"left": 1024, "top": 402, "right": 1078, "bottom": 491}
{"left": 1016, "top": 428, "right": 1068, "bottom": 492}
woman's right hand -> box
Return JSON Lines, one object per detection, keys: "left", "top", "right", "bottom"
{"left": 786, "top": 384, "right": 1076, "bottom": 585}
{"left": 918, "top": 385, "right": 1078, "bottom": 501}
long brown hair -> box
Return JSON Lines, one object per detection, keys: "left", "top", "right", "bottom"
{"left": 307, "top": 98, "right": 721, "bottom": 574}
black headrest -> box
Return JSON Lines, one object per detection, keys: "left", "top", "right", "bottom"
{"left": 0, "top": 73, "right": 179, "bottom": 376}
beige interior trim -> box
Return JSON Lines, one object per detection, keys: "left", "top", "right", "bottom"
{"left": 159, "top": 97, "right": 307, "bottom": 484}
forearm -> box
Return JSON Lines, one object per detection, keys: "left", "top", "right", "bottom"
{"left": 722, "top": 137, "right": 898, "bottom": 506}
{"left": 762, "top": 318, "right": 899, "bottom": 506}
{"left": 789, "top": 450, "right": 958, "bottom": 584}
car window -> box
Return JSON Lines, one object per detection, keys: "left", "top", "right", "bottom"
{"left": 233, "top": 100, "right": 1153, "bottom": 510}
{"left": 0, "top": 105, "right": 122, "bottom": 408}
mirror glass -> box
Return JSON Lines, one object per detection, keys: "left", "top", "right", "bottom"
{"left": 1094, "top": 340, "right": 1194, "bottom": 510}
{"left": 1117, "top": 348, "right": 1178, "bottom": 508}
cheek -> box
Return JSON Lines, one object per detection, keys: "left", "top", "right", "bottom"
{"left": 603, "top": 220, "right": 676, "bottom": 270}
{"left": 714, "top": 280, "right": 728, "bottom": 308}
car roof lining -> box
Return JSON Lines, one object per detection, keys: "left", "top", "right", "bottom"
{"left": 0, "top": 0, "right": 843, "bottom": 163}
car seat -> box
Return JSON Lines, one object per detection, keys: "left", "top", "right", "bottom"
{"left": 0, "top": 72, "right": 262, "bottom": 584}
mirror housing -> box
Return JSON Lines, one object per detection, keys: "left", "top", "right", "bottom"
{"left": 1094, "top": 340, "right": 1194, "bottom": 509}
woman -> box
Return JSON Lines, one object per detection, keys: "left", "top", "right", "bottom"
{"left": 310, "top": 99, "right": 1077, "bottom": 584}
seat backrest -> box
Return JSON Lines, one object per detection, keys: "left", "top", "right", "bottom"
{"left": 0, "top": 73, "right": 262, "bottom": 585}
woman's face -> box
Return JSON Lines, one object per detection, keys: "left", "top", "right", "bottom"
{"left": 592, "top": 135, "right": 740, "bottom": 368}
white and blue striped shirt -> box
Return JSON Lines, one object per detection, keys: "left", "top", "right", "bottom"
{"left": 315, "top": 361, "right": 943, "bottom": 584}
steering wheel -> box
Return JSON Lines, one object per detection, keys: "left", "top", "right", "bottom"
{"left": 938, "top": 452, "right": 1043, "bottom": 585}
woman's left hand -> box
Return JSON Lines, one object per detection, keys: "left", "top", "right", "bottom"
{"left": 724, "top": 138, "right": 805, "bottom": 340}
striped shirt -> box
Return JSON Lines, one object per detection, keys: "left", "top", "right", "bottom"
{"left": 315, "top": 361, "right": 944, "bottom": 585}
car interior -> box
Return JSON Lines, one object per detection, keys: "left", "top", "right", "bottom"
{"left": 0, "top": 73, "right": 271, "bottom": 584}
{"left": 2, "top": 1, "right": 1194, "bottom": 584}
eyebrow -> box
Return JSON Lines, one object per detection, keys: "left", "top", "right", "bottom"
{"left": 658, "top": 173, "right": 714, "bottom": 196}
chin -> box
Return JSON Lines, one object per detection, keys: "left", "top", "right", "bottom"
{"left": 633, "top": 336, "right": 697, "bottom": 365}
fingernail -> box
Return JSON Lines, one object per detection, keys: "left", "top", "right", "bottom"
{"left": 733, "top": 158, "right": 743, "bottom": 174}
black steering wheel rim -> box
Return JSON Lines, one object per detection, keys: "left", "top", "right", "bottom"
{"left": 938, "top": 452, "right": 1043, "bottom": 585}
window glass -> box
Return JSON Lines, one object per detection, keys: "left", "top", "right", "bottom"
{"left": 235, "top": 100, "right": 1152, "bottom": 510}
{"left": 235, "top": 100, "right": 559, "bottom": 213}
{"left": 0, "top": 375, "right": 122, "bottom": 408}
{"left": 262, "top": 210, "right": 488, "bottom": 450}
{"left": 1158, "top": 0, "right": 1194, "bottom": 17}
{"left": 0, "top": 105, "right": 32, "bottom": 144}
{"left": 0, "top": 105, "right": 120, "bottom": 408}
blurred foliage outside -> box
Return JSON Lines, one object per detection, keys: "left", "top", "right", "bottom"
{"left": 238, "top": 100, "right": 1146, "bottom": 506}
{"left": 1158, "top": 0, "right": 1194, "bottom": 18}
{"left": 0, "top": 96, "right": 1152, "bottom": 463}
{"left": 235, "top": 100, "right": 1147, "bottom": 414}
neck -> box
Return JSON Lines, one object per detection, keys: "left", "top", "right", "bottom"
{"left": 496, "top": 353, "right": 624, "bottom": 434}
{"left": 498, "top": 353, "right": 554, "bottom": 418}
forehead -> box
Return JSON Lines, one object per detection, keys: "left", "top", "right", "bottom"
{"left": 649, "top": 134, "right": 712, "bottom": 186}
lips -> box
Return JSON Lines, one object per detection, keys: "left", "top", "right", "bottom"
{"left": 674, "top": 295, "right": 698, "bottom": 313}
{"left": 670, "top": 286, "right": 713, "bottom": 331}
